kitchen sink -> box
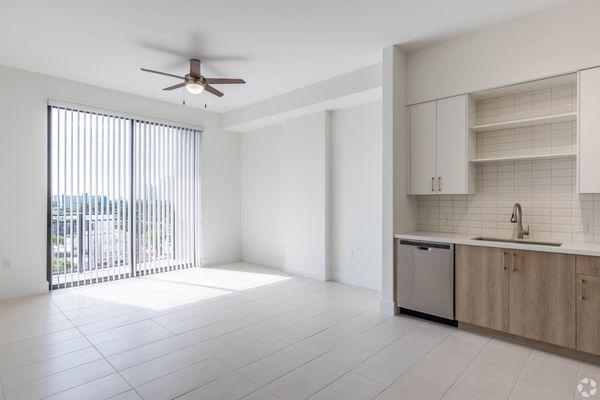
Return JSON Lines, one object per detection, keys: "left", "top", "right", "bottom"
{"left": 472, "top": 237, "right": 563, "bottom": 247}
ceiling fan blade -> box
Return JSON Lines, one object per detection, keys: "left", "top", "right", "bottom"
{"left": 141, "top": 68, "right": 184, "bottom": 80}
{"left": 163, "top": 82, "right": 186, "bottom": 91}
{"left": 204, "top": 78, "right": 246, "bottom": 84}
{"left": 204, "top": 84, "right": 224, "bottom": 97}
{"left": 190, "top": 59, "right": 201, "bottom": 79}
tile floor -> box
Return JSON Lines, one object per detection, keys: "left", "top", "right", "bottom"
{"left": 0, "top": 262, "right": 597, "bottom": 400}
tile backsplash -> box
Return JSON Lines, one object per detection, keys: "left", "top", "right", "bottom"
{"left": 417, "top": 82, "right": 600, "bottom": 244}
{"left": 417, "top": 158, "right": 600, "bottom": 244}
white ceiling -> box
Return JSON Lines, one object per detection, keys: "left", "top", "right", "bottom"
{"left": 0, "top": 0, "right": 570, "bottom": 112}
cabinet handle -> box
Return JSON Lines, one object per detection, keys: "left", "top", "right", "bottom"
{"left": 512, "top": 253, "right": 517, "bottom": 272}
{"left": 438, "top": 177, "right": 442, "bottom": 191}
{"left": 431, "top": 177, "right": 436, "bottom": 192}
{"left": 581, "top": 278, "right": 586, "bottom": 301}
{"left": 502, "top": 252, "right": 508, "bottom": 270}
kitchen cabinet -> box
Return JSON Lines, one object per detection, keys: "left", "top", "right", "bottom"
{"left": 455, "top": 245, "right": 508, "bottom": 331}
{"left": 578, "top": 67, "right": 600, "bottom": 193}
{"left": 408, "top": 94, "right": 473, "bottom": 195}
{"left": 456, "top": 245, "right": 576, "bottom": 349}
{"left": 508, "top": 250, "right": 576, "bottom": 348}
{"left": 576, "top": 255, "right": 600, "bottom": 354}
{"left": 409, "top": 101, "right": 437, "bottom": 194}
{"left": 577, "top": 275, "right": 600, "bottom": 354}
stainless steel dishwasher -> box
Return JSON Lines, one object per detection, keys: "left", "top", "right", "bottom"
{"left": 396, "top": 239, "right": 455, "bottom": 325}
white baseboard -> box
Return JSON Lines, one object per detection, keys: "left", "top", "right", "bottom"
{"left": 284, "top": 264, "right": 327, "bottom": 281}
{"left": 0, "top": 281, "right": 49, "bottom": 301}
{"left": 379, "top": 298, "right": 397, "bottom": 315}
{"left": 200, "top": 255, "right": 242, "bottom": 266}
{"left": 328, "top": 270, "right": 380, "bottom": 291}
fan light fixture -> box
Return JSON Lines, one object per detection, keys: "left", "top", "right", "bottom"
{"left": 186, "top": 82, "right": 205, "bottom": 94}
{"left": 141, "top": 58, "right": 246, "bottom": 98}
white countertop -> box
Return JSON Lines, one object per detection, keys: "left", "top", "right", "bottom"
{"left": 394, "top": 231, "right": 600, "bottom": 257}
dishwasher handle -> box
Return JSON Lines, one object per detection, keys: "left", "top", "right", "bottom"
{"left": 399, "top": 240, "right": 452, "bottom": 250}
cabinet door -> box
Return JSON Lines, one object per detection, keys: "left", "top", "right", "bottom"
{"left": 456, "top": 245, "right": 509, "bottom": 331}
{"left": 436, "top": 95, "right": 467, "bottom": 194}
{"left": 577, "top": 275, "right": 600, "bottom": 355}
{"left": 508, "top": 251, "right": 576, "bottom": 348}
{"left": 409, "top": 101, "right": 437, "bottom": 194}
{"left": 579, "top": 67, "right": 600, "bottom": 193}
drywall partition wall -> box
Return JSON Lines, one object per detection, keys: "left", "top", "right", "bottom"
{"left": 0, "top": 64, "right": 241, "bottom": 300}
{"left": 329, "top": 101, "right": 382, "bottom": 290}
{"left": 283, "top": 111, "right": 330, "bottom": 281}
{"left": 406, "top": 0, "right": 600, "bottom": 105}
{"left": 241, "top": 124, "right": 285, "bottom": 269}
{"left": 382, "top": 45, "right": 417, "bottom": 314}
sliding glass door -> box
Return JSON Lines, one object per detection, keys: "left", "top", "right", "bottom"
{"left": 48, "top": 105, "right": 201, "bottom": 289}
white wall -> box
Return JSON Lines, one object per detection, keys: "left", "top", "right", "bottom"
{"left": 240, "top": 125, "right": 284, "bottom": 269}
{"left": 329, "top": 101, "right": 382, "bottom": 290}
{"left": 0, "top": 64, "right": 241, "bottom": 300}
{"left": 240, "top": 104, "right": 385, "bottom": 289}
{"left": 283, "top": 112, "right": 330, "bottom": 281}
{"left": 406, "top": 0, "right": 600, "bottom": 105}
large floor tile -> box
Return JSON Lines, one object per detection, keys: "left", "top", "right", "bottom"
{"left": 353, "top": 325, "right": 451, "bottom": 385}
{"left": 0, "top": 329, "right": 82, "bottom": 360}
{"left": 291, "top": 325, "right": 358, "bottom": 357}
{"left": 95, "top": 326, "right": 173, "bottom": 356}
{"left": 120, "top": 346, "right": 210, "bottom": 387}
{"left": 441, "top": 339, "right": 531, "bottom": 400}
{"left": 239, "top": 347, "right": 317, "bottom": 386}
{"left": 508, "top": 353, "right": 580, "bottom": 400}
{"left": 3, "top": 359, "right": 115, "bottom": 400}
{"left": 265, "top": 357, "right": 348, "bottom": 400}
{"left": 320, "top": 320, "right": 416, "bottom": 370}
{"left": 0, "top": 347, "right": 103, "bottom": 388}
{"left": 106, "top": 335, "right": 190, "bottom": 371}
{"left": 43, "top": 373, "right": 131, "bottom": 400}
{"left": 0, "top": 336, "right": 91, "bottom": 373}
{"left": 308, "top": 372, "right": 385, "bottom": 400}
{"left": 135, "top": 358, "right": 231, "bottom": 400}
{"left": 108, "top": 390, "right": 143, "bottom": 400}
{"left": 240, "top": 389, "right": 280, "bottom": 400}
{"left": 176, "top": 371, "right": 258, "bottom": 400}
{"left": 215, "top": 336, "right": 290, "bottom": 369}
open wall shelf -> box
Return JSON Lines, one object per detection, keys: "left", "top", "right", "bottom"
{"left": 471, "top": 112, "right": 577, "bottom": 132}
{"left": 470, "top": 152, "right": 576, "bottom": 164}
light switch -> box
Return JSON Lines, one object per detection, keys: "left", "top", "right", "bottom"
{"left": 576, "top": 218, "right": 587, "bottom": 232}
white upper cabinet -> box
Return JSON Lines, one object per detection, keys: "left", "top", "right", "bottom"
{"left": 437, "top": 95, "right": 469, "bottom": 194}
{"left": 409, "top": 101, "right": 437, "bottom": 194}
{"left": 578, "top": 67, "right": 600, "bottom": 193}
{"left": 409, "top": 94, "right": 472, "bottom": 195}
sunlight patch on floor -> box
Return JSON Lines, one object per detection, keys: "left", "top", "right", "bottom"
{"left": 54, "top": 264, "right": 291, "bottom": 310}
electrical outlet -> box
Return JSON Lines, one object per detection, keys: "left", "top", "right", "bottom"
{"left": 576, "top": 218, "right": 588, "bottom": 232}
{"left": 440, "top": 213, "right": 451, "bottom": 226}
{"left": 2, "top": 258, "right": 11, "bottom": 269}
{"left": 350, "top": 250, "right": 355, "bottom": 259}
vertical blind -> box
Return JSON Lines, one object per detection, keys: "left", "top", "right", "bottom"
{"left": 48, "top": 104, "right": 202, "bottom": 289}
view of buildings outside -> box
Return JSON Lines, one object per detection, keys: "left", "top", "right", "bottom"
{"left": 50, "top": 192, "right": 175, "bottom": 283}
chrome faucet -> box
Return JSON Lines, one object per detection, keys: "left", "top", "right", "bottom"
{"left": 510, "top": 202, "right": 529, "bottom": 239}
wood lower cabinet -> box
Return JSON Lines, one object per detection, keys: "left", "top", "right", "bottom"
{"left": 456, "top": 245, "right": 509, "bottom": 331}
{"left": 508, "top": 250, "right": 576, "bottom": 348}
{"left": 577, "top": 275, "right": 600, "bottom": 354}
{"left": 576, "top": 255, "right": 600, "bottom": 354}
{"left": 456, "top": 245, "right": 577, "bottom": 351}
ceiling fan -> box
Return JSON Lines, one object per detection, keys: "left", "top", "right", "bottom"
{"left": 141, "top": 58, "right": 245, "bottom": 97}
